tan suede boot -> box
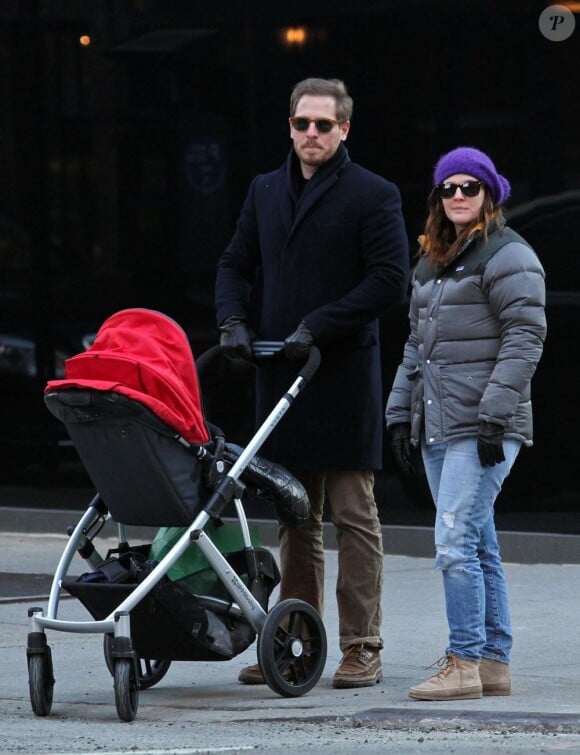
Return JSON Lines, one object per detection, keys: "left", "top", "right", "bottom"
{"left": 409, "top": 655, "right": 482, "bottom": 701}
{"left": 479, "top": 658, "right": 511, "bottom": 696}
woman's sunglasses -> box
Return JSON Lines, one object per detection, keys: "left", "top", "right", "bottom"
{"left": 435, "top": 180, "right": 483, "bottom": 199}
{"left": 290, "top": 117, "right": 340, "bottom": 133}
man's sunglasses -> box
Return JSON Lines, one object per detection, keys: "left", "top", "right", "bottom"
{"left": 435, "top": 180, "right": 483, "bottom": 199}
{"left": 290, "top": 117, "right": 340, "bottom": 133}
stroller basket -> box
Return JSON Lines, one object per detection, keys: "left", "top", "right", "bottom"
{"left": 63, "top": 546, "right": 280, "bottom": 662}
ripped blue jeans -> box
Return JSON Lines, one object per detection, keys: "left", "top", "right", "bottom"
{"left": 421, "top": 437, "right": 521, "bottom": 663}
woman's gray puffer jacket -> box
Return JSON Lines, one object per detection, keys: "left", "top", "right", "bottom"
{"left": 385, "top": 225, "right": 546, "bottom": 448}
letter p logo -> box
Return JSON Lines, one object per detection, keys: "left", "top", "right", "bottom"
{"left": 539, "top": 4, "right": 576, "bottom": 41}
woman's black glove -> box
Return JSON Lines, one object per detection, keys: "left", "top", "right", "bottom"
{"left": 218, "top": 316, "right": 254, "bottom": 361}
{"left": 390, "top": 423, "right": 416, "bottom": 476}
{"left": 284, "top": 321, "right": 314, "bottom": 361}
{"left": 477, "top": 421, "right": 505, "bottom": 467}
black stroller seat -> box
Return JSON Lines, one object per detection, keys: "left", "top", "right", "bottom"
{"left": 45, "top": 388, "right": 210, "bottom": 527}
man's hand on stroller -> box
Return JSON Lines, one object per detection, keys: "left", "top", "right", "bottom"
{"left": 219, "top": 316, "right": 254, "bottom": 361}
{"left": 284, "top": 321, "right": 314, "bottom": 361}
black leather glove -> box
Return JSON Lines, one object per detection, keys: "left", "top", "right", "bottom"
{"left": 477, "top": 421, "right": 505, "bottom": 467}
{"left": 390, "top": 423, "right": 416, "bottom": 476}
{"left": 284, "top": 321, "right": 314, "bottom": 361}
{"left": 218, "top": 316, "right": 253, "bottom": 361}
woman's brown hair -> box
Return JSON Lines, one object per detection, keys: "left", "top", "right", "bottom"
{"left": 420, "top": 189, "right": 505, "bottom": 266}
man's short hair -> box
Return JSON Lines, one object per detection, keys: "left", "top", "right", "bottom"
{"left": 289, "top": 78, "right": 353, "bottom": 123}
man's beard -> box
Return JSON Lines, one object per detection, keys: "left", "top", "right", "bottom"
{"left": 298, "top": 144, "right": 326, "bottom": 165}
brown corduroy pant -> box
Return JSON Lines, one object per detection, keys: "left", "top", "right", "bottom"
{"left": 278, "top": 469, "right": 384, "bottom": 651}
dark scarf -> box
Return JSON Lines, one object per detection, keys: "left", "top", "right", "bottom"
{"left": 286, "top": 142, "right": 350, "bottom": 217}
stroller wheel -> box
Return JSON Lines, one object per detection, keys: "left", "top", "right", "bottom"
{"left": 103, "top": 634, "right": 171, "bottom": 690}
{"left": 28, "top": 653, "right": 54, "bottom": 716}
{"left": 134, "top": 657, "right": 172, "bottom": 690}
{"left": 113, "top": 659, "right": 139, "bottom": 722}
{"left": 257, "top": 599, "right": 327, "bottom": 697}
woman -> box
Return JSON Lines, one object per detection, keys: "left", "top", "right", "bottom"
{"left": 386, "top": 147, "right": 546, "bottom": 701}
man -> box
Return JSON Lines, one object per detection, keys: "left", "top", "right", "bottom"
{"left": 215, "top": 78, "right": 409, "bottom": 688}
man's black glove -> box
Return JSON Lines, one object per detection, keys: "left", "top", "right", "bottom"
{"left": 477, "top": 421, "right": 505, "bottom": 467}
{"left": 218, "top": 316, "right": 253, "bottom": 361}
{"left": 284, "top": 321, "right": 314, "bottom": 361}
{"left": 390, "top": 423, "right": 416, "bottom": 476}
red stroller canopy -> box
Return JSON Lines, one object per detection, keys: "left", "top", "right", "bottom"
{"left": 46, "top": 308, "right": 210, "bottom": 444}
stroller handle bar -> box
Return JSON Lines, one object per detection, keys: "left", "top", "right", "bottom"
{"left": 203, "top": 342, "right": 321, "bottom": 519}
{"left": 297, "top": 345, "right": 321, "bottom": 385}
{"left": 195, "top": 342, "right": 320, "bottom": 386}
{"left": 252, "top": 341, "right": 321, "bottom": 386}
{"left": 251, "top": 341, "right": 283, "bottom": 358}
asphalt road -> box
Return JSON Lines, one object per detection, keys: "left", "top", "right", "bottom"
{"left": 1, "top": 527, "right": 579, "bottom": 754}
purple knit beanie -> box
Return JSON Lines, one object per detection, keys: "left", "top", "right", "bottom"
{"left": 433, "top": 146, "right": 511, "bottom": 205}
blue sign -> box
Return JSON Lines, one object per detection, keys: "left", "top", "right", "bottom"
{"left": 183, "top": 134, "right": 226, "bottom": 195}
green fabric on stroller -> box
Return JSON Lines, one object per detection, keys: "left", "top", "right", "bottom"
{"left": 149, "top": 519, "right": 260, "bottom": 589}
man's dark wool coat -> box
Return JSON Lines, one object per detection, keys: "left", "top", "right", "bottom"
{"left": 215, "top": 144, "right": 409, "bottom": 469}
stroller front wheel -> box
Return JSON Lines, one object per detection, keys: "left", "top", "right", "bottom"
{"left": 257, "top": 599, "right": 327, "bottom": 697}
{"left": 113, "top": 659, "right": 139, "bottom": 722}
{"left": 28, "top": 653, "right": 54, "bottom": 716}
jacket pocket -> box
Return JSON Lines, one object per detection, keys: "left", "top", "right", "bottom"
{"left": 439, "top": 362, "right": 493, "bottom": 434}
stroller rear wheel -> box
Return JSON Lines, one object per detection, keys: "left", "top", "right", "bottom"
{"left": 28, "top": 653, "right": 54, "bottom": 716}
{"left": 113, "top": 659, "right": 139, "bottom": 722}
{"left": 103, "top": 634, "right": 171, "bottom": 690}
{"left": 257, "top": 599, "right": 327, "bottom": 697}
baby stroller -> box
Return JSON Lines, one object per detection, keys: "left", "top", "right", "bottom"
{"left": 26, "top": 308, "right": 326, "bottom": 722}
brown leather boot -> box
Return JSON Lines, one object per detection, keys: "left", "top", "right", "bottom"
{"left": 238, "top": 663, "right": 265, "bottom": 684}
{"left": 479, "top": 658, "right": 511, "bottom": 696}
{"left": 409, "top": 654, "right": 482, "bottom": 701}
{"left": 238, "top": 663, "right": 292, "bottom": 685}
{"left": 332, "top": 644, "right": 382, "bottom": 688}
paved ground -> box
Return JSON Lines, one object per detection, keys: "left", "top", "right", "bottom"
{"left": 0, "top": 508, "right": 579, "bottom": 754}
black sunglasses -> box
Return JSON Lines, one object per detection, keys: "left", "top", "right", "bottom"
{"left": 435, "top": 180, "right": 483, "bottom": 199}
{"left": 290, "top": 116, "right": 340, "bottom": 133}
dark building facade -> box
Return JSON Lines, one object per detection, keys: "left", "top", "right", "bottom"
{"left": 0, "top": 0, "right": 579, "bottom": 532}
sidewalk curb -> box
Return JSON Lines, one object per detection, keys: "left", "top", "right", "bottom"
{"left": 2, "top": 507, "right": 579, "bottom": 564}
